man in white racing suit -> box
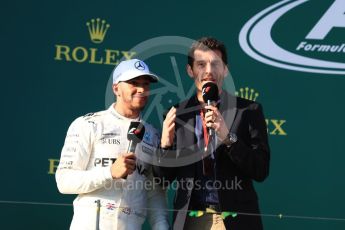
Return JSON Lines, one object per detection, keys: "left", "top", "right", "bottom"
{"left": 56, "top": 59, "right": 169, "bottom": 230}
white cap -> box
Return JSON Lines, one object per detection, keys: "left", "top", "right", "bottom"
{"left": 112, "top": 59, "right": 159, "bottom": 84}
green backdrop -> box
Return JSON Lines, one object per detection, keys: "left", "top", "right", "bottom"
{"left": 1, "top": 0, "right": 344, "bottom": 229}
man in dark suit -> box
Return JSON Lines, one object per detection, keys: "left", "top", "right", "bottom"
{"left": 156, "top": 37, "right": 270, "bottom": 230}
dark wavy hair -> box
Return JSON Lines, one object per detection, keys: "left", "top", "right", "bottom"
{"left": 187, "top": 37, "right": 228, "bottom": 67}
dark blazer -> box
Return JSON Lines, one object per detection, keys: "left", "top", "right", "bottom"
{"left": 155, "top": 91, "right": 270, "bottom": 230}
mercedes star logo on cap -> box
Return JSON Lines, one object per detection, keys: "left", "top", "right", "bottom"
{"left": 134, "top": 61, "right": 145, "bottom": 70}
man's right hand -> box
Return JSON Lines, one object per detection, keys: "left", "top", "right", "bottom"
{"left": 111, "top": 152, "right": 136, "bottom": 179}
{"left": 161, "top": 106, "right": 176, "bottom": 148}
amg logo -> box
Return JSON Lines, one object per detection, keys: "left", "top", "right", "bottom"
{"left": 102, "top": 132, "right": 120, "bottom": 137}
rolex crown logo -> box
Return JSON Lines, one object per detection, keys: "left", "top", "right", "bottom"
{"left": 86, "top": 18, "right": 110, "bottom": 44}
{"left": 235, "top": 87, "right": 259, "bottom": 101}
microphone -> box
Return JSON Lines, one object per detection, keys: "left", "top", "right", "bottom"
{"left": 123, "top": 121, "right": 145, "bottom": 179}
{"left": 202, "top": 82, "right": 219, "bottom": 137}
{"left": 127, "top": 121, "right": 146, "bottom": 153}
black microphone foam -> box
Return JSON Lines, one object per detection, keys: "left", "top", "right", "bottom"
{"left": 202, "top": 82, "right": 219, "bottom": 104}
{"left": 127, "top": 121, "right": 145, "bottom": 145}
{"left": 124, "top": 121, "right": 145, "bottom": 179}
{"left": 201, "top": 82, "right": 219, "bottom": 137}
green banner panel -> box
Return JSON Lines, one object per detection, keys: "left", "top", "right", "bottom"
{"left": 1, "top": 0, "right": 344, "bottom": 229}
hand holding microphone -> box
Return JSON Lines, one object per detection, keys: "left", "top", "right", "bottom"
{"left": 111, "top": 121, "right": 145, "bottom": 179}
{"left": 202, "top": 82, "right": 219, "bottom": 137}
{"left": 111, "top": 152, "right": 136, "bottom": 179}
{"left": 202, "top": 82, "right": 229, "bottom": 141}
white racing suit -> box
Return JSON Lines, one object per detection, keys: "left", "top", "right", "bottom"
{"left": 56, "top": 104, "right": 169, "bottom": 230}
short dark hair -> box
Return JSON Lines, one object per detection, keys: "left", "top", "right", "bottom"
{"left": 187, "top": 37, "right": 228, "bottom": 67}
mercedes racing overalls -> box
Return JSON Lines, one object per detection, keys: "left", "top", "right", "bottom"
{"left": 56, "top": 104, "right": 169, "bottom": 230}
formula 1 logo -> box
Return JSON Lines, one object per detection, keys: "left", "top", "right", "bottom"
{"left": 128, "top": 127, "right": 140, "bottom": 135}
{"left": 239, "top": 0, "right": 345, "bottom": 75}
{"left": 202, "top": 86, "right": 211, "bottom": 95}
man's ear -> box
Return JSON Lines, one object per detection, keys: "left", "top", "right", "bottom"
{"left": 224, "top": 64, "right": 229, "bottom": 77}
{"left": 112, "top": 83, "right": 120, "bottom": 97}
{"left": 186, "top": 64, "right": 194, "bottom": 79}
